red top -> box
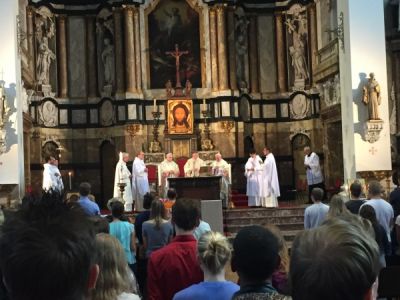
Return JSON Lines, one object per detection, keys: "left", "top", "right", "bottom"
{"left": 147, "top": 235, "right": 203, "bottom": 300}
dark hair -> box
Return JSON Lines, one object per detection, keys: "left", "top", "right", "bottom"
{"left": 90, "top": 216, "right": 110, "bottom": 234}
{"left": 111, "top": 201, "right": 124, "bottom": 219}
{"left": 249, "top": 149, "right": 256, "bottom": 155}
{"left": 359, "top": 205, "right": 378, "bottom": 226}
{"left": 0, "top": 196, "right": 96, "bottom": 300}
{"left": 44, "top": 155, "right": 52, "bottom": 163}
{"left": 150, "top": 199, "right": 166, "bottom": 229}
{"left": 289, "top": 218, "right": 380, "bottom": 300}
{"left": 368, "top": 181, "right": 382, "bottom": 197}
{"left": 172, "top": 103, "right": 189, "bottom": 128}
{"left": 350, "top": 181, "right": 362, "bottom": 198}
{"left": 167, "top": 188, "right": 177, "bottom": 200}
{"left": 79, "top": 182, "right": 91, "bottom": 197}
{"left": 311, "top": 188, "right": 324, "bottom": 202}
{"left": 171, "top": 198, "right": 200, "bottom": 231}
{"left": 264, "top": 146, "right": 271, "bottom": 151}
{"left": 143, "top": 192, "right": 154, "bottom": 210}
{"left": 232, "top": 225, "right": 279, "bottom": 282}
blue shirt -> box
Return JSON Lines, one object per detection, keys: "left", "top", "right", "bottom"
{"left": 142, "top": 220, "right": 173, "bottom": 258}
{"left": 78, "top": 196, "right": 100, "bottom": 216}
{"left": 304, "top": 202, "right": 329, "bottom": 229}
{"left": 110, "top": 220, "right": 136, "bottom": 264}
{"left": 173, "top": 281, "right": 239, "bottom": 300}
{"left": 193, "top": 220, "right": 211, "bottom": 240}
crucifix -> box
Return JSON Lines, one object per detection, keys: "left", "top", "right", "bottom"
{"left": 166, "top": 44, "right": 188, "bottom": 97}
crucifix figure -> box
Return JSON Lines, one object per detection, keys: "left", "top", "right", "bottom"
{"left": 166, "top": 44, "right": 188, "bottom": 97}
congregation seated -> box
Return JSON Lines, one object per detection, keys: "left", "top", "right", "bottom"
{"left": 90, "top": 233, "right": 140, "bottom": 300}
{"left": 231, "top": 225, "right": 290, "bottom": 300}
{"left": 290, "top": 217, "right": 380, "bottom": 300}
{"left": 147, "top": 198, "right": 203, "bottom": 300}
{"left": 0, "top": 192, "right": 99, "bottom": 300}
{"left": 173, "top": 231, "right": 239, "bottom": 300}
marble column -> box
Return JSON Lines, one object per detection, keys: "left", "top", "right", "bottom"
{"left": 124, "top": 6, "right": 137, "bottom": 94}
{"left": 216, "top": 5, "right": 228, "bottom": 91}
{"left": 308, "top": 3, "right": 318, "bottom": 85}
{"left": 133, "top": 9, "right": 141, "bottom": 93}
{"left": 26, "top": 7, "right": 35, "bottom": 78}
{"left": 227, "top": 8, "right": 237, "bottom": 90}
{"left": 275, "top": 12, "right": 287, "bottom": 93}
{"left": 209, "top": 8, "right": 219, "bottom": 91}
{"left": 113, "top": 8, "right": 125, "bottom": 95}
{"left": 57, "top": 15, "right": 68, "bottom": 98}
{"left": 86, "top": 16, "right": 98, "bottom": 98}
{"left": 248, "top": 16, "right": 259, "bottom": 94}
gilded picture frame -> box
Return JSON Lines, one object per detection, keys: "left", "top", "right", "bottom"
{"left": 167, "top": 99, "right": 193, "bottom": 134}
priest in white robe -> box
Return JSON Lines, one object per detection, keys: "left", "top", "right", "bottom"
{"left": 113, "top": 152, "right": 133, "bottom": 211}
{"left": 245, "top": 150, "right": 263, "bottom": 207}
{"left": 159, "top": 152, "right": 180, "bottom": 198}
{"left": 260, "top": 147, "right": 280, "bottom": 207}
{"left": 184, "top": 151, "right": 205, "bottom": 177}
{"left": 304, "top": 146, "right": 324, "bottom": 202}
{"left": 211, "top": 152, "right": 230, "bottom": 207}
{"left": 132, "top": 151, "right": 150, "bottom": 211}
{"left": 42, "top": 156, "right": 64, "bottom": 194}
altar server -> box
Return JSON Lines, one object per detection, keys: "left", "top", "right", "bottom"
{"left": 260, "top": 146, "right": 280, "bottom": 207}
{"left": 245, "top": 150, "right": 263, "bottom": 207}
{"left": 304, "top": 146, "right": 324, "bottom": 202}
{"left": 132, "top": 151, "right": 150, "bottom": 211}
{"left": 113, "top": 152, "right": 133, "bottom": 211}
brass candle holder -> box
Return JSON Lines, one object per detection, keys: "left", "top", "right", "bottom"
{"left": 149, "top": 110, "right": 162, "bottom": 153}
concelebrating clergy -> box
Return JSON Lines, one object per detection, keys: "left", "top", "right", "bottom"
{"left": 132, "top": 151, "right": 150, "bottom": 212}
{"left": 184, "top": 151, "right": 205, "bottom": 177}
{"left": 113, "top": 152, "right": 133, "bottom": 211}
{"left": 159, "top": 152, "right": 180, "bottom": 198}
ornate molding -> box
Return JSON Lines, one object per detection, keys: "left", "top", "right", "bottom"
{"left": 364, "top": 120, "right": 384, "bottom": 143}
{"left": 220, "top": 120, "right": 234, "bottom": 133}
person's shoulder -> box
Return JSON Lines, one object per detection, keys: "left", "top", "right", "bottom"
{"left": 117, "top": 292, "right": 140, "bottom": 300}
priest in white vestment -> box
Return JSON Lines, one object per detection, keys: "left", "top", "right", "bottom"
{"left": 132, "top": 151, "right": 150, "bottom": 211}
{"left": 211, "top": 152, "right": 230, "bottom": 207}
{"left": 42, "top": 156, "right": 64, "bottom": 194}
{"left": 304, "top": 146, "right": 324, "bottom": 202}
{"left": 245, "top": 150, "right": 263, "bottom": 207}
{"left": 260, "top": 147, "right": 280, "bottom": 207}
{"left": 113, "top": 152, "right": 133, "bottom": 211}
{"left": 159, "top": 152, "right": 180, "bottom": 198}
{"left": 184, "top": 151, "right": 205, "bottom": 177}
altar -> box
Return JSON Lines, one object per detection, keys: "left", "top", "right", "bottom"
{"left": 167, "top": 176, "right": 221, "bottom": 200}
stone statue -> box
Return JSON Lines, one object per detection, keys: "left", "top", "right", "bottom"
{"left": 36, "top": 36, "right": 55, "bottom": 85}
{"left": 101, "top": 38, "right": 115, "bottom": 87}
{"left": 362, "top": 73, "right": 381, "bottom": 120}
{"left": 165, "top": 80, "right": 173, "bottom": 97}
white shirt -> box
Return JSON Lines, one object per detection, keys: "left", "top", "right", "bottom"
{"left": 132, "top": 157, "right": 150, "bottom": 196}
{"left": 245, "top": 156, "right": 263, "bottom": 197}
{"left": 42, "top": 163, "right": 64, "bottom": 192}
{"left": 260, "top": 153, "right": 280, "bottom": 198}
{"left": 304, "top": 152, "right": 323, "bottom": 185}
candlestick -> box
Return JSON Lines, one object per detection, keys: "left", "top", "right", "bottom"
{"left": 68, "top": 171, "right": 72, "bottom": 190}
{"left": 153, "top": 98, "right": 156, "bottom": 111}
{"left": 202, "top": 98, "right": 206, "bottom": 111}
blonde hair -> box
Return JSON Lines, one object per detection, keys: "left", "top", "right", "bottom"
{"left": 265, "top": 224, "right": 290, "bottom": 273}
{"left": 197, "top": 231, "right": 231, "bottom": 275}
{"left": 327, "top": 195, "right": 351, "bottom": 219}
{"left": 90, "top": 233, "right": 132, "bottom": 300}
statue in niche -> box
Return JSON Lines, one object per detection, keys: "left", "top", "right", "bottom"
{"left": 36, "top": 18, "right": 56, "bottom": 86}
{"left": 101, "top": 37, "right": 115, "bottom": 87}
{"left": 285, "top": 6, "right": 309, "bottom": 86}
{"left": 362, "top": 73, "right": 381, "bottom": 120}
{"left": 235, "top": 9, "right": 249, "bottom": 89}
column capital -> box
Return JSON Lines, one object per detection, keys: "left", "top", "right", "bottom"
{"left": 27, "top": 6, "right": 35, "bottom": 17}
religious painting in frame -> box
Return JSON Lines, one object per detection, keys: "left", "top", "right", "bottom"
{"left": 167, "top": 99, "right": 193, "bottom": 134}
{"left": 147, "top": 0, "right": 202, "bottom": 89}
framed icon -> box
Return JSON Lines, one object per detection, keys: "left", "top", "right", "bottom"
{"left": 167, "top": 99, "right": 193, "bottom": 134}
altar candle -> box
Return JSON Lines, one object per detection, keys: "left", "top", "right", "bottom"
{"left": 153, "top": 98, "right": 156, "bottom": 110}
{"left": 68, "top": 171, "right": 72, "bottom": 190}
{"left": 202, "top": 98, "right": 206, "bottom": 111}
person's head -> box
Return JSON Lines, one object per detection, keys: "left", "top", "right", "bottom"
{"left": 166, "top": 152, "right": 173, "bottom": 162}
{"left": 303, "top": 146, "right": 311, "bottom": 156}
{"left": 137, "top": 151, "right": 145, "bottom": 160}
{"left": 91, "top": 233, "right": 132, "bottom": 300}
{"left": 327, "top": 194, "right": 350, "bottom": 219}
{"left": 45, "top": 155, "right": 56, "bottom": 165}
{"left": 192, "top": 151, "right": 199, "bottom": 160}
{"left": 122, "top": 152, "right": 129, "bottom": 163}
{"left": 90, "top": 216, "right": 110, "bottom": 234}
{"left": 215, "top": 152, "right": 222, "bottom": 162}
{"left": 265, "top": 224, "right": 290, "bottom": 274}
{"left": 359, "top": 205, "right": 378, "bottom": 226}
{"left": 311, "top": 187, "right": 324, "bottom": 203}
{"left": 143, "top": 192, "right": 154, "bottom": 210}
{"left": 173, "top": 103, "right": 189, "bottom": 126}
{"left": 350, "top": 181, "right": 363, "bottom": 199}
{"left": 263, "top": 146, "right": 271, "bottom": 156}
{"left": 289, "top": 218, "right": 380, "bottom": 300}
{"left": 150, "top": 199, "right": 166, "bottom": 229}
{"left": 368, "top": 180, "right": 382, "bottom": 198}
{"left": 167, "top": 188, "right": 177, "bottom": 201}
{"left": 197, "top": 231, "right": 231, "bottom": 275}
{"left": 0, "top": 199, "right": 99, "bottom": 300}
{"left": 232, "top": 225, "right": 280, "bottom": 284}
{"left": 79, "top": 182, "right": 91, "bottom": 197}
{"left": 249, "top": 149, "right": 257, "bottom": 158}
{"left": 111, "top": 200, "right": 124, "bottom": 220}
{"left": 67, "top": 194, "right": 79, "bottom": 204}
{"left": 171, "top": 198, "right": 200, "bottom": 232}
